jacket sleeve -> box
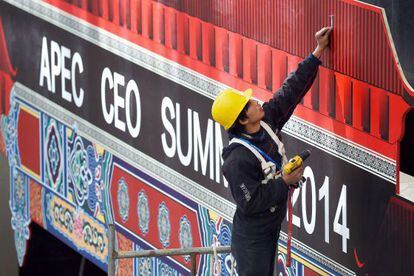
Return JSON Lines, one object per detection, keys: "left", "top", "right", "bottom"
{"left": 263, "top": 54, "right": 321, "bottom": 131}
{"left": 223, "top": 157, "right": 289, "bottom": 215}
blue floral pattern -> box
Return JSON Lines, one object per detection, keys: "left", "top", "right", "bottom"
{"left": 44, "top": 117, "right": 64, "bottom": 195}
{"left": 68, "top": 135, "right": 92, "bottom": 206}
{"left": 10, "top": 168, "right": 30, "bottom": 267}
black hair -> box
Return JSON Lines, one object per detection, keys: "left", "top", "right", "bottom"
{"left": 227, "top": 101, "right": 250, "bottom": 137}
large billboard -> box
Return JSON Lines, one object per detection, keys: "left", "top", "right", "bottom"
{"left": 1, "top": 0, "right": 413, "bottom": 275}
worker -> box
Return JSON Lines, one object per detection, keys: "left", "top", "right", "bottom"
{"left": 211, "top": 26, "right": 332, "bottom": 275}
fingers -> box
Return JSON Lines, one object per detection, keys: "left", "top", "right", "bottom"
{"left": 316, "top": 26, "right": 333, "bottom": 37}
{"left": 297, "top": 167, "right": 304, "bottom": 177}
{"left": 319, "top": 26, "right": 331, "bottom": 34}
{"left": 291, "top": 165, "right": 304, "bottom": 177}
{"left": 323, "top": 27, "right": 333, "bottom": 36}
{"left": 323, "top": 28, "right": 333, "bottom": 37}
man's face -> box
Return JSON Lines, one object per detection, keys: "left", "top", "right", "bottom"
{"left": 244, "top": 99, "right": 265, "bottom": 124}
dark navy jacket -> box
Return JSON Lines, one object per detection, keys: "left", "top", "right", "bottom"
{"left": 222, "top": 54, "right": 321, "bottom": 240}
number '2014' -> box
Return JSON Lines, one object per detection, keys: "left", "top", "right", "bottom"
{"left": 288, "top": 166, "right": 350, "bottom": 253}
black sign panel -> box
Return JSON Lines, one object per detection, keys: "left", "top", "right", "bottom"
{"left": 0, "top": 2, "right": 398, "bottom": 274}
{"left": 1, "top": 2, "right": 231, "bottom": 200}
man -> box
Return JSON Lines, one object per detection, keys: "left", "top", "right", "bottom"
{"left": 211, "top": 27, "right": 332, "bottom": 275}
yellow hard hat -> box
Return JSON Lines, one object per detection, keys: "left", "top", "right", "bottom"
{"left": 211, "top": 88, "right": 253, "bottom": 130}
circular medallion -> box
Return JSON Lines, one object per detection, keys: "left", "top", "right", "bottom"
{"left": 179, "top": 215, "right": 192, "bottom": 262}
{"left": 117, "top": 177, "right": 130, "bottom": 222}
{"left": 137, "top": 190, "right": 150, "bottom": 235}
{"left": 157, "top": 202, "right": 170, "bottom": 248}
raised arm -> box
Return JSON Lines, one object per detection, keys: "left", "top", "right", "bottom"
{"left": 263, "top": 27, "right": 332, "bottom": 131}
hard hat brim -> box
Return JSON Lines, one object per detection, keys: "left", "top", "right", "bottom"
{"left": 242, "top": 88, "right": 253, "bottom": 100}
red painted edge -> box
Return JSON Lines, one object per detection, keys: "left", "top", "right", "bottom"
{"left": 390, "top": 196, "right": 414, "bottom": 212}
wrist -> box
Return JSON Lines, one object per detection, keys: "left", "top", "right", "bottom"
{"left": 312, "top": 46, "right": 324, "bottom": 59}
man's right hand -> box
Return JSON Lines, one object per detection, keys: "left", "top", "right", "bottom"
{"left": 312, "top": 26, "right": 333, "bottom": 58}
{"left": 282, "top": 164, "right": 304, "bottom": 186}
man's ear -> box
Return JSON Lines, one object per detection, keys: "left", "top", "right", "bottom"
{"left": 238, "top": 117, "right": 249, "bottom": 126}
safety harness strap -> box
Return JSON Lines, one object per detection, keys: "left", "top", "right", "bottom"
{"left": 229, "top": 137, "right": 267, "bottom": 165}
{"left": 229, "top": 121, "right": 288, "bottom": 170}
{"left": 260, "top": 121, "right": 288, "bottom": 165}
